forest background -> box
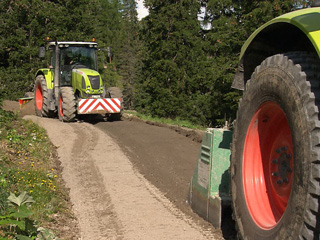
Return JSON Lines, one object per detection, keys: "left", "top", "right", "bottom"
{"left": 0, "top": 0, "right": 311, "bottom": 126}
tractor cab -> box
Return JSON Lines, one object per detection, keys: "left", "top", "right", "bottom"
{"left": 47, "top": 41, "right": 104, "bottom": 98}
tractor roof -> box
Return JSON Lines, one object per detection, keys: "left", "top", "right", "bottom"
{"left": 48, "top": 41, "right": 98, "bottom": 47}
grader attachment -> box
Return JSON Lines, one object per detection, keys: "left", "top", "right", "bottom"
{"left": 189, "top": 128, "right": 232, "bottom": 228}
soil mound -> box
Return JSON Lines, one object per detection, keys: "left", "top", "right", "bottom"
{"left": 2, "top": 99, "right": 36, "bottom": 117}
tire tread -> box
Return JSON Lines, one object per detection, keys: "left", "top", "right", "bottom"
{"left": 34, "top": 75, "right": 55, "bottom": 117}
{"left": 58, "top": 87, "right": 76, "bottom": 122}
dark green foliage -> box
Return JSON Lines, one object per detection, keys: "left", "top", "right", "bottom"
{"left": 136, "top": 0, "right": 242, "bottom": 126}
{"left": 136, "top": 0, "right": 206, "bottom": 121}
{"left": 116, "top": 0, "right": 142, "bottom": 109}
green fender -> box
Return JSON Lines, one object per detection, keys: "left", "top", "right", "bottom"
{"left": 241, "top": 8, "right": 320, "bottom": 59}
{"left": 35, "top": 69, "right": 54, "bottom": 90}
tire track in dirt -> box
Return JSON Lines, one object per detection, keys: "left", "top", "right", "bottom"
{"left": 70, "top": 125, "right": 124, "bottom": 239}
{"left": 24, "top": 116, "right": 217, "bottom": 240}
{"left": 24, "top": 116, "right": 123, "bottom": 239}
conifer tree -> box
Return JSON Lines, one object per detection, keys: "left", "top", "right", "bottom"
{"left": 95, "top": 0, "right": 123, "bottom": 88}
{"left": 0, "top": 0, "right": 66, "bottom": 99}
{"left": 117, "top": 0, "right": 142, "bottom": 109}
{"left": 137, "top": 0, "right": 208, "bottom": 123}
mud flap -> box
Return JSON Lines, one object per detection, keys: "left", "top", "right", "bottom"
{"left": 189, "top": 128, "right": 232, "bottom": 228}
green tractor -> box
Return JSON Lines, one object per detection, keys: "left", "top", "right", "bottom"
{"left": 34, "top": 41, "right": 122, "bottom": 122}
{"left": 189, "top": 4, "right": 320, "bottom": 240}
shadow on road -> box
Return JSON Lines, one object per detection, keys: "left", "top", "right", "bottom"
{"left": 77, "top": 114, "right": 123, "bottom": 125}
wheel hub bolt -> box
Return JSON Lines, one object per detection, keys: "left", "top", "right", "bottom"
{"left": 272, "top": 146, "right": 293, "bottom": 185}
{"left": 277, "top": 179, "right": 283, "bottom": 185}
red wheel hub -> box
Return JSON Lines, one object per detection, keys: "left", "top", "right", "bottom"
{"left": 35, "top": 84, "right": 43, "bottom": 110}
{"left": 243, "top": 101, "right": 294, "bottom": 229}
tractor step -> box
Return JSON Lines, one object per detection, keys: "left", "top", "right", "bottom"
{"left": 189, "top": 128, "right": 232, "bottom": 228}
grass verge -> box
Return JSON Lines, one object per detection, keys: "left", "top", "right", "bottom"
{"left": 0, "top": 108, "right": 78, "bottom": 239}
{"left": 124, "top": 110, "right": 207, "bottom": 131}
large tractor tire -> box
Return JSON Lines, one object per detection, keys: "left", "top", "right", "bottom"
{"left": 58, "top": 87, "right": 77, "bottom": 122}
{"left": 107, "top": 87, "right": 123, "bottom": 121}
{"left": 34, "top": 75, "right": 55, "bottom": 117}
{"left": 231, "top": 53, "right": 320, "bottom": 240}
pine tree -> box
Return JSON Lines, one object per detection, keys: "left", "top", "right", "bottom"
{"left": 0, "top": 0, "right": 66, "bottom": 100}
{"left": 94, "top": 0, "right": 123, "bottom": 88}
{"left": 116, "top": 0, "right": 142, "bottom": 109}
{"left": 137, "top": 0, "right": 208, "bottom": 123}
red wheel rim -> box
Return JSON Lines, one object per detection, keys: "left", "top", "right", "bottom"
{"left": 35, "top": 84, "right": 43, "bottom": 110}
{"left": 59, "top": 96, "right": 63, "bottom": 117}
{"left": 243, "top": 101, "right": 294, "bottom": 230}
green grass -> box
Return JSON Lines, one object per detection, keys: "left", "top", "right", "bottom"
{"left": 0, "top": 108, "right": 72, "bottom": 238}
{"left": 124, "top": 110, "right": 207, "bottom": 131}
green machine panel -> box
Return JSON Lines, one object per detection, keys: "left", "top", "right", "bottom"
{"left": 189, "top": 128, "right": 232, "bottom": 228}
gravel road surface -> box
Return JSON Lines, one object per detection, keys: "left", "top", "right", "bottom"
{"left": 24, "top": 115, "right": 220, "bottom": 240}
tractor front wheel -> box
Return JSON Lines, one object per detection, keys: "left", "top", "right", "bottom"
{"left": 58, "top": 87, "right": 77, "bottom": 122}
{"left": 34, "top": 75, "right": 55, "bottom": 117}
{"left": 231, "top": 53, "right": 320, "bottom": 239}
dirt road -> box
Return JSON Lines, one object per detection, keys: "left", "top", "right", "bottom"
{"left": 95, "top": 119, "right": 236, "bottom": 240}
{"left": 21, "top": 115, "right": 219, "bottom": 240}
{"left": 3, "top": 100, "right": 234, "bottom": 239}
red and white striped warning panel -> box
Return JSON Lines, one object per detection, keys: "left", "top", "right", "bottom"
{"left": 78, "top": 98, "right": 121, "bottom": 114}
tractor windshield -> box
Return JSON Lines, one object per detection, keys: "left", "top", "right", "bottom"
{"left": 60, "top": 46, "right": 97, "bottom": 70}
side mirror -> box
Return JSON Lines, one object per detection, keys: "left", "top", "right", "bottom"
{"left": 39, "top": 47, "right": 45, "bottom": 58}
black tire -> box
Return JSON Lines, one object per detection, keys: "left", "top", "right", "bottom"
{"left": 107, "top": 87, "right": 123, "bottom": 121}
{"left": 231, "top": 53, "right": 320, "bottom": 240}
{"left": 58, "top": 87, "right": 77, "bottom": 122}
{"left": 34, "top": 75, "right": 55, "bottom": 117}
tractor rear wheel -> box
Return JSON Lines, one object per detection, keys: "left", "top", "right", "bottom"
{"left": 58, "top": 87, "right": 77, "bottom": 122}
{"left": 231, "top": 53, "right": 320, "bottom": 239}
{"left": 34, "top": 75, "right": 55, "bottom": 117}
{"left": 107, "top": 87, "right": 123, "bottom": 121}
